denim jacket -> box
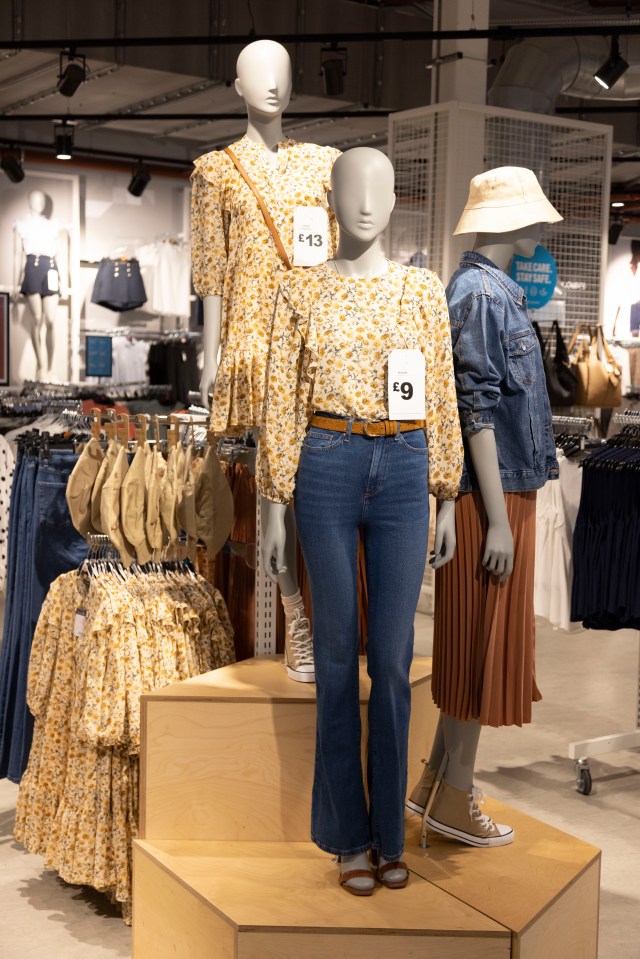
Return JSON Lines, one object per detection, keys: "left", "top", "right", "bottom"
{"left": 446, "top": 252, "right": 558, "bottom": 493}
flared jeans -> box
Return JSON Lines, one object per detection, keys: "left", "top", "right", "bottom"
{"left": 294, "top": 420, "right": 430, "bottom": 860}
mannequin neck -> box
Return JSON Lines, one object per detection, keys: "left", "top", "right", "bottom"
{"left": 332, "top": 235, "right": 388, "bottom": 278}
{"left": 472, "top": 237, "right": 514, "bottom": 272}
{"left": 245, "top": 110, "right": 285, "bottom": 153}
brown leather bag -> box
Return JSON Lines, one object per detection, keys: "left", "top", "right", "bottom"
{"left": 568, "top": 323, "right": 622, "bottom": 408}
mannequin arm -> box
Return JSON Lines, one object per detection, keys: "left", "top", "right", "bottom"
{"left": 430, "top": 499, "right": 456, "bottom": 569}
{"left": 260, "top": 496, "right": 288, "bottom": 584}
{"left": 13, "top": 228, "right": 23, "bottom": 300}
{"left": 467, "top": 428, "right": 513, "bottom": 581}
{"left": 201, "top": 295, "right": 222, "bottom": 406}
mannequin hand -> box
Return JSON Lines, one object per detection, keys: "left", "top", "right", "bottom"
{"left": 260, "top": 498, "right": 288, "bottom": 584}
{"left": 199, "top": 360, "right": 218, "bottom": 408}
{"left": 483, "top": 521, "right": 514, "bottom": 582}
{"left": 430, "top": 499, "right": 456, "bottom": 569}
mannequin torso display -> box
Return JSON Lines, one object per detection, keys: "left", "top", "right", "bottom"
{"left": 258, "top": 148, "right": 463, "bottom": 894}
{"left": 406, "top": 168, "right": 562, "bottom": 851}
{"left": 191, "top": 39, "right": 340, "bottom": 426}
{"left": 13, "top": 189, "right": 68, "bottom": 380}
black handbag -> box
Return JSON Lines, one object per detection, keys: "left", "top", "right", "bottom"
{"left": 532, "top": 320, "right": 578, "bottom": 406}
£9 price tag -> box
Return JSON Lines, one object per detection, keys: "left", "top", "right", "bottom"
{"left": 388, "top": 349, "right": 426, "bottom": 420}
{"left": 293, "top": 207, "right": 329, "bottom": 266}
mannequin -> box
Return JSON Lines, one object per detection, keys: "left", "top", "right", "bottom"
{"left": 259, "top": 148, "right": 463, "bottom": 894}
{"left": 406, "top": 167, "right": 562, "bottom": 847}
{"left": 14, "top": 189, "right": 67, "bottom": 379}
{"left": 191, "top": 39, "right": 340, "bottom": 681}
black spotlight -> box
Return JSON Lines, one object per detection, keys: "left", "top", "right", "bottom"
{"left": 128, "top": 161, "right": 151, "bottom": 197}
{"left": 1, "top": 152, "right": 25, "bottom": 183}
{"left": 54, "top": 121, "right": 73, "bottom": 160}
{"left": 609, "top": 215, "right": 625, "bottom": 245}
{"left": 57, "top": 51, "right": 86, "bottom": 98}
{"left": 321, "top": 45, "right": 347, "bottom": 97}
{"left": 595, "top": 36, "right": 629, "bottom": 91}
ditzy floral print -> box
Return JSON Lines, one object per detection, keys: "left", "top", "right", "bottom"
{"left": 191, "top": 135, "right": 340, "bottom": 433}
{"left": 257, "top": 260, "right": 464, "bottom": 504}
{"left": 14, "top": 567, "right": 235, "bottom": 917}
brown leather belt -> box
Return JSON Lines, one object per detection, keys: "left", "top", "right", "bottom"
{"left": 309, "top": 414, "right": 426, "bottom": 437}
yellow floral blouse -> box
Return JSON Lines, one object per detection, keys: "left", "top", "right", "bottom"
{"left": 191, "top": 135, "right": 341, "bottom": 433}
{"left": 257, "top": 260, "right": 464, "bottom": 504}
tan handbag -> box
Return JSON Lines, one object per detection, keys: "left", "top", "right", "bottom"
{"left": 568, "top": 323, "right": 622, "bottom": 408}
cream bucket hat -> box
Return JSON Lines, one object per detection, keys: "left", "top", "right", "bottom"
{"left": 454, "top": 166, "right": 563, "bottom": 235}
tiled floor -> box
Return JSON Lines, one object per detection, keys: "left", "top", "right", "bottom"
{"left": 1, "top": 616, "right": 638, "bottom": 958}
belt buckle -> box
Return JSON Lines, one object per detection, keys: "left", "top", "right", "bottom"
{"left": 362, "top": 420, "right": 379, "bottom": 437}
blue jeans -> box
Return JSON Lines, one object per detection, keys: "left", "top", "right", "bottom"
{"left": 0, "top": 449, "right": 87, "bottom": 783}
{"left": 293, "top": 421, "right": 430, "bottom": 861}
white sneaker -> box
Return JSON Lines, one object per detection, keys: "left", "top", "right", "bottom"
{"left": 284, "top": 611, "right": 315, "bottom": 683}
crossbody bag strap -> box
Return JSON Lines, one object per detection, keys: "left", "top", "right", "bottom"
{"left": 224, "top": 147, "right": 292, "bottom": 270}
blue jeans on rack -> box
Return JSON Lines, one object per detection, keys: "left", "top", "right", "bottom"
{"left": 0, "top": 449, "right": 87, "bottom": 783}
{"left": 293, "top": 420, "right": 430, "bottom": 861}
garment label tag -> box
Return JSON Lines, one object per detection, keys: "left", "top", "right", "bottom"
{"left": 293, "top": 207, "right": 329, "bottom": 266}
{"left": 388, "top": 349, "right": 426, "bottom": 420}
{"left": 74, "top": 608, "right": 87, "bottom": 637}
{"left": 47, "top": 269, "right": 59, "bottom": 293}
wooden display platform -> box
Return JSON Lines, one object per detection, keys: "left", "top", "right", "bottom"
{"left": 133, "top": 837, "right": 511, "bottom": 959}
{"left": 140, "top": 655, "right": 438, "bottom": 842}
{"left": 406, "top": 800, "right": 600, "bottom": 959}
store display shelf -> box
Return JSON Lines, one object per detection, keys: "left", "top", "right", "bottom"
{"left": 139, "top": 655, "right": 437, "bottom": 843}
{"left": 133, "top": 837, "right": 510, "bottom": 959}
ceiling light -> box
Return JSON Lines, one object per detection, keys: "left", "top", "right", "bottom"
{"left": 609, "top": 215, "right": 624, "bottom": 245}
{"left": 54, "top": 121, "right": 73, "bottom": 160}
{"left": 57, "top": 51, "right": 87, "bottom": 98}
{"left": 594, "top": 37, "right": 628, "bottom": 91}
{"left": 1, "top": 152, "right": 25, "bottom": 183}
{"left": 321, "top": 45, "right": 347, "bottom": 97}
{"left": 611, "top": 201, "right": 625, "bottom": 207}
{"left": 128, "top": 161, "right": 151, "bottom": 197}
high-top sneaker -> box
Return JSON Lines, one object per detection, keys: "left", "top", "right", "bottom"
{"left": 284, "top": 610, "right": 315, "bottom": 683}
{"left": 426, "top": 781, "right": 514, "bottom": 847}
{"left": 406, "top": 760, "right": 437, "bottom": 816}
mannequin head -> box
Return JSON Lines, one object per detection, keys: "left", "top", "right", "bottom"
{"left": 328, "top": 148, "right": 396, "bottom": 241}
{"left": 28, "top": 189, "right": 46, "bottom": 215}
{"left": 235, "top": 40, "right": 292, "bottom": 117}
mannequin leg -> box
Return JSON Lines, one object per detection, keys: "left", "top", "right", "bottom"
{"left": 24, "top": 294, "right": 45, "bottom": 378}
{"left": 278, "top": 501, "right": 299, "bottom": 597}
{"left": 41, "top": 293, "right": 59, "bottom": 378}
{"left": 442, "top": 715, "right": 481, "bottom": 792}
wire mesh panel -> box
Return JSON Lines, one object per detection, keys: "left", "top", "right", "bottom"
{"left": 388, "top": 103, "right": 611, "bottom": 336}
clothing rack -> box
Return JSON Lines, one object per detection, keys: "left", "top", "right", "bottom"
{"left": 568, "top": 408, "right": 640, "bottom": 796}
{"left": 82, "top": 327, "right": 201, "bottom": 340}
{"left": 551, "top": 415, "right": 594, "bottom": 432}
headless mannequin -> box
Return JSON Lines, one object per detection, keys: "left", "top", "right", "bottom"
{"left": 200, "top": 39, "right": 300, "bottom": 600}
{"left": 262, "top": 148, "right": 457, "bottom": 890}
{"left": 14, "top": 189, "right": 64, "bottom": 379}
{"left": 427, "top": 223, "right": 542, "bottom": 792}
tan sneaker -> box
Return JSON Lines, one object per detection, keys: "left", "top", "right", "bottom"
{"left": 426, "top": 781, "right": 514, "bottom": 847}
{"left": 284, "top": 611, "right": 315, "bottom": 683}
{"left": 406, "top": 760, "right": 437, "bottom": 816}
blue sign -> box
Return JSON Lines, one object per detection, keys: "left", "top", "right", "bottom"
{"left": 85, "top": 335, "right": 113, "bottom": 378}
{"left": 510, "top": 245, "right": 557, "bottom": 310}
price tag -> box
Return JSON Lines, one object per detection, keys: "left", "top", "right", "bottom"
{"left": 74, "top": 608, "right": 87, "bottom": 637}
{"left": 47, "top": 269, "right": 59, "bottom": 293}
{"left": 293, "top": 207, "right": 329, "bottom": 266}
{"left": 388, "top": 349, "right": 426, "bottom": 420}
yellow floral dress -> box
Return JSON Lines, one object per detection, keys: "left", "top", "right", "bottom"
{"left": 14, "top": 567, "right": 235, "bottom": 918}
{"left": 191, "top": 136, "right": 341, "bottom": 433}
{"left": 257, "top": 260, "right": 464, "bottom": 504}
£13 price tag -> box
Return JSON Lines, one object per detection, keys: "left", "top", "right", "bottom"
{"left": 388, "top": 349, "right": 426, "bottom": 420}
{"left": 293, "top": 207, "right": 329, "bottom": 266}
{"left": 47, "top": 269, "right": 59, "bottom": 293}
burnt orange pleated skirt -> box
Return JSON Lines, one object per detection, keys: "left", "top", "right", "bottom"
{"left": 432, "top": 490, "right": 541, "bottom": 728}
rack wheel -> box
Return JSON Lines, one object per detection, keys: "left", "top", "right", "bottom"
{"left": 575, "top": 759, "right": 592, "bottom": 796}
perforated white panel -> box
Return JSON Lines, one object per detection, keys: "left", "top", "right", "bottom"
{"left": 388, "top": 102, "right": 612, "bottom": 337}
